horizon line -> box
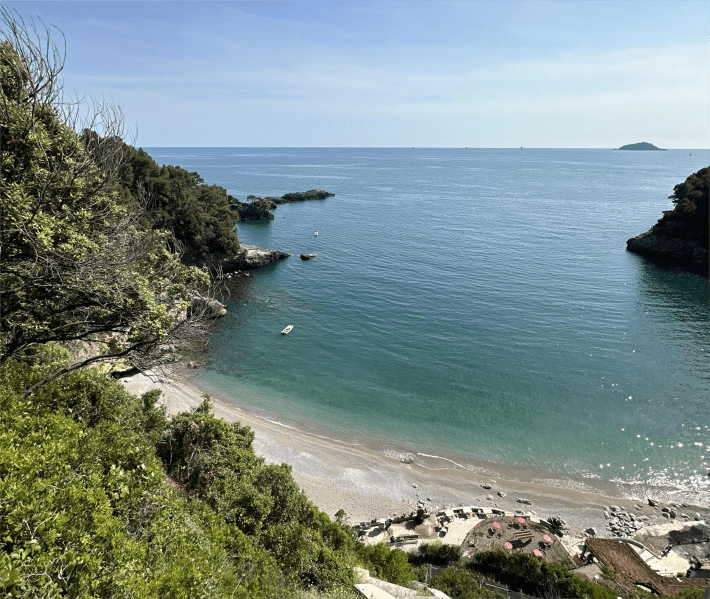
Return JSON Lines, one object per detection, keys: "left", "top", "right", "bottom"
{"left": 141, "top": 145, "right": 708, "bottom": 150}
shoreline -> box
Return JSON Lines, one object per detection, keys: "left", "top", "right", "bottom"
{"left": 119, "top": 369, "right": 710, "bottom": 532}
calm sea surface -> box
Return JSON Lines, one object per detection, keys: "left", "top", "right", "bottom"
{"left": 146, "top": 147, "right": 710, "bottom": 503}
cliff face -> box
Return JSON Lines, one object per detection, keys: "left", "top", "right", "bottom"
{"left": 626, "top": 167, "right": 709, "bottom": 271}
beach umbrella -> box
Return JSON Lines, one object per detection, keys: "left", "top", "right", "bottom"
{"left": 517, "top": 517, "right": 526, "bottom": 524}
{"left": 533, "top": 549, "right": 543, "bottom": 557}
{"left": 493, "top": 522, "right": 501, "bottom": 529}
{"left": 504, "top": 542, "right": 513, "bottom": 550}
{"left": 543, "top": 535, "right": 552, "bottom": 544}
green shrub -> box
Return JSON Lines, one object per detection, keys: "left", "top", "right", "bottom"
{"left": 410, "top": 541, "right": 463, "bottom": 567}
{"left": 430, "top": 566, "right": 504, "bottom": 599}
{"left": 357, "top": 543, "right": 414, "bottom": 587}
{"left": 470, "top": 549, "right": 617, "bottom": 599}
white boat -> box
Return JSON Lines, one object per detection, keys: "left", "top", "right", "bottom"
{"left": 314, "top": 231, "right": 318, "bottom": 236}
{"left": 281, "top": 325, "right": 294, "bottom": 335}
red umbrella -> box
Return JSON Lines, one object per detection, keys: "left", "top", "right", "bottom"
{"left": 533, "top": 549, "right": 544, "bottom": 557}
{"left": 504, "top": 542, "right": 513, "bottom": 550}
{"left": 493, "top": 522, "right": 501, "bottom": 529}
{"left": 543, "top": 535, "right": 552, "bottom": 544}
{"left": 517, "top": 517, "right": 526, "bottom": 524}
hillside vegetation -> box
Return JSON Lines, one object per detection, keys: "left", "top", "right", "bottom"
{"left": 0, "top": 14, "right": 360, "bottom": 598}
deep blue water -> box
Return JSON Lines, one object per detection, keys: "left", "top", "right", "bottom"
{"left": 146, "top": 147, "right": 710, "bottom": 501}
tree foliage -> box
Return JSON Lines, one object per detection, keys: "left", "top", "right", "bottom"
{"left": 0, "top": 347, "right": 357, "bottom": 598}
{"left": 429, "top": 566, "right": 504, "bottom": 599}
{"left": 410, "top": 541, "right": 463, "bottom": 568}
{"left": 117, "top": 146, "right": 240, "bottom": 264}
{"left": 652, "top": 166, "right": 709, "bottom": 244}
{"left": 356, "top": 543, "right": 413, "bottom": 587}
{"left": 469, "top": 548, "right": 616, "bottom": 599}
{"left": 0, "top": 12, "right": 216, "bottom": 390}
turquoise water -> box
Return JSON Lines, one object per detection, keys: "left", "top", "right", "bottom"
{"left": 146, "top": 147, "right": 710, "bottom": 501}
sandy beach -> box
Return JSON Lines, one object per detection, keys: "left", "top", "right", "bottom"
{"left": 120, "top": 369, "right": 710, "bottom": 533}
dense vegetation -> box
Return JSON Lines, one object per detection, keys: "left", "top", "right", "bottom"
{"left": 0, "top": 347, "right": 359, "bottom": 598}
{"left": 117, "top": 146, "right": 240, "bottom": 264}
{"left": 0, "top": 15, "right": 359, "bottom": 598}
{"left": 667, "top": 166, "right": 709, "bottom": 235}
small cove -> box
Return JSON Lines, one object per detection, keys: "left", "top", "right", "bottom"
{"left": 147, "top": 147, "right": 710, "bottom": 505}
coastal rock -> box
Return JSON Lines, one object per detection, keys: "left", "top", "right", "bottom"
{"left": 481, "top": 484, "right": 492, "bottom": 489}
{"left": 626, "top": 230, "right": 709, "bottom": 266}
{"left": 189, "top": 295, "right": 227, "bottom": 318}
{"left": 221, "top": 244, "right": 290, "bottom": 272}
{"left": 300, "top": 254, "right": 317, "bottom": 260}
{"left": 648, "top": 498, "right": 660, "bottom": 507}
{"left": 498, "top": 492, "right": 507, "bottom": 498}
{"left": 626, "top": 166, "right": 709, "bottom": 270}
{"left": 517, "top": 498, "right": 532, "bottom": 505}
{"left": 586, "top": 527, "right": 597, "bottom": 536}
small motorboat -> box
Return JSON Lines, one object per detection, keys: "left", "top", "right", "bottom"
{"left": 281, "top": 325, "right": 294, "bottom": 335}
{"left": 313, "top": 231, "right": 318, "bottom": 236}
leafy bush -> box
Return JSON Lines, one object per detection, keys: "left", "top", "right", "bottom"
{"left": 410, "top": 540, "right": 463, "bottom": 567}
{"left": 430, "top": 566, "right": 504, "bottom": 599}
{"left": 470, "top": 549, "right": 617, "bottom": 599}
{"left": 357, "top": 543, "right": 414, "bottom": 587}
{"left": 0, "top": 349, "right": 357, "bottom": 597}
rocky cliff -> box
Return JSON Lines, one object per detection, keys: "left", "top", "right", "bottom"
{"left": 626, "top": 167, "right": 709, "bottom": 272}
{"left": 220, "top": 244, "right": 290, "bottom": 272}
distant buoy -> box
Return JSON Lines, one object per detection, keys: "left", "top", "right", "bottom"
{"left": 314, "top": 231, "right": 318, "bottom": 236}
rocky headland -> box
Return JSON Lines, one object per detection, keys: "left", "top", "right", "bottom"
{"left": 626, "top": 167, "right": 710, "bottom": 276}
{"left": 617, "top": 142, "right": 665, "bottom": 151}
{"left": 626, "top": 166, "right": 709, "bottom": 273}
{"left": 228, "top": 189, "right": 334, "bottom": 221}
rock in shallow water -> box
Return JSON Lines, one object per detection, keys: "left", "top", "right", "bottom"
{"left": 221, "top": 244, "right": 290, "bottom": 271}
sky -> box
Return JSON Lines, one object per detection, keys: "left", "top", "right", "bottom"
{"left": 6, "top": 1, "right": 710, "bottom": 147}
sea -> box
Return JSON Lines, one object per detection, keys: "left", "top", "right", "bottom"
{"left": 145, "top": 147, "right": 710, "bottom": 505}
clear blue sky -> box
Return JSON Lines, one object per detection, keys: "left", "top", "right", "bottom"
{"left": 8, "top": 1, "right": 709, "bottom": 147}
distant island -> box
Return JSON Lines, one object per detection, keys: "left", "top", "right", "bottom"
{"left": 626, "top": 166, "right": 709, "bottom": 273}
{"left": 616, "top": 142, "right": 665, "bottom": 151}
